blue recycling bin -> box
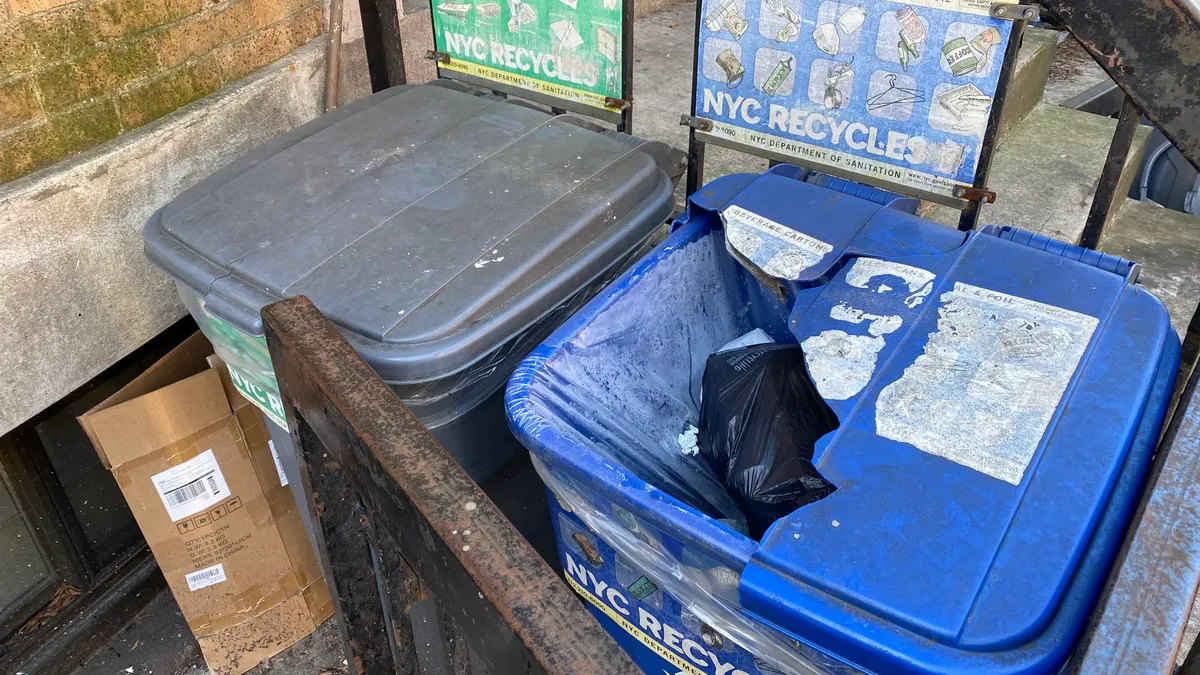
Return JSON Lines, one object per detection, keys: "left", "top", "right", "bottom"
{"left": 504, "top": 166, "right": 1181, "bottom": 675}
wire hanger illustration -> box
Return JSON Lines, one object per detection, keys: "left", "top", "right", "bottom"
{"left": 867, "top": 73, "right": 926, "bottom": 111}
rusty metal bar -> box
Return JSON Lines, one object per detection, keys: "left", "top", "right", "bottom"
{"left": 263, "top": 296, "right": 640, "bottom": 675}
{"left": 1079, "top": 95, "right": 1141, "bottom": 250}
{"left": 1041, "top": 0, "right": 1200, "bottom": 172}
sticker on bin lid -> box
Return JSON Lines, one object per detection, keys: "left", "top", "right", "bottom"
{"left": 845, "top": 258, "right": 935, "bottom": 308}
{"left": 721, "top": 205, "right": 833, "bottom": 280}
{"left": 876, "top": 282, "right": 1098, "bottom": 485}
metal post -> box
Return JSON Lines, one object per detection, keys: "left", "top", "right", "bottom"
{"left": 958, "top": 16, "right": 1027, "bottom": 231}
{"left": 358, "top": 0, "right": 406, "bottom": 92}
{"left": 1079, "top": 95, "right": 1141, "bottom": 250}
{"left": 684, "top": 0, "right": 707, "bottom": 195}
{"left": 618, "top": 0, "right": 635, "bottom": 134}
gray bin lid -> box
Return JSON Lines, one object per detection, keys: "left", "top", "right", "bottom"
{"left": 145, "top": 82, "right": 681, "bottom": 383}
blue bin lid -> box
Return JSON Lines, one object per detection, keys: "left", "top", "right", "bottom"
{"left": 690, "top": 170, "right": 1179, "bottom": 674}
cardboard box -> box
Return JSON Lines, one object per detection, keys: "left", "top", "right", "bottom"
{"left": 80, "top": 333, "right": 333, "bottom": 675}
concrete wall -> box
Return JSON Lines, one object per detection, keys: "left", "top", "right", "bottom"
{"left": 0, "top": 0, "right": 328, "bottom": 182}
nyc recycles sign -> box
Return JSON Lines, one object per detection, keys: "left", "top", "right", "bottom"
{"left": 693, "top": 0, "right": 1016, "bottom": 198}
{"left": 432, "top": 0, "right": 625, "bottom": 111}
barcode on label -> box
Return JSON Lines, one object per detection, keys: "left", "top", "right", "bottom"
{"left": 185, "top": 563, "right": 226, "bottom": 591}
{"left": 164, "top": 475, "right": 212, "bottom": 507}
{"left": 151, "top": 449, "right": 231, "bottom": 522}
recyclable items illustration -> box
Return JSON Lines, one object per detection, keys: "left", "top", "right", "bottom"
{"left": 707, "top": 0, "right": 749, "bottom": 39}
{"left": 437, "top": 2, "right": 472, "bottom": 19}
{"left": 822, "top": 60, "right": 854, "bottom": 109}
{"left": 895, "top": 6, "right": 926, "bottom": 71}
{"left": 763, "top": 0, "right": 800, "bottom": 42}
{"left": 717, "top": 48, "right": 747, "bottom": 85}
{"left": 761, "top": 55, "right": 794, "bottom": 96}
{"left": 867, "top": 72, "right": 925, "bottom": 111}
{"left": 551, "top": 19, "right": 584, "bottom": 50}
{"left": 936, "top": 82, "right": 992, "bottom": 134}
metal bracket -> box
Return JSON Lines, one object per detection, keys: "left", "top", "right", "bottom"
{"left": 425, "top": 50, "right": 451, "bottom": 64}
{"left": 990, "top": 3, "right": 1041, "bottom": 20}
{"left": 604, "top": 97, "right": 632, "bottom": 111}
{"left": 680, "top": 114, "right": 714, "bottom": 132}
{"left": 952, "top": 185, "right": 998, "bottom": 203}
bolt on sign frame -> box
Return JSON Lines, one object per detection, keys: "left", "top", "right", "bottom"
{"left": 425, "top": 0, "right": 636, "bottom": 131}
{"left": 682, "top": 0, "right": 1036, "bottom": 229}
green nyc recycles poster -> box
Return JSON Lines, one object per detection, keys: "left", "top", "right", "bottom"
{"left": 431, "top": 0, "right": 624, "bottom": 110}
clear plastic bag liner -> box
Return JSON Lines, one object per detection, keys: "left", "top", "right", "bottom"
{"left": 517, "top": 232, "right": 794, "bottom": 522}
{"left": 533, "top": 455, "right": 841, "bottom": 675}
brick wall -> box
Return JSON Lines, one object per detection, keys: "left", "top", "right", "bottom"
{"left": 0, "top": 0, "right": 324, "bottom": 182}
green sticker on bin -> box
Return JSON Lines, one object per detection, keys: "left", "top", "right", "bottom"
{"left": 192, "top": 305, "right": 287, "bottom": 429}
{"left": 227, "top": 363, "right": 287, "bottom": 428}
{"left": 626, "top": 575, "right": 658, "bottom": 600}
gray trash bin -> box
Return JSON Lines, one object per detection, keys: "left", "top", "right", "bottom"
{"left": 144, "top": 81, "right": 681, "bottom": 503}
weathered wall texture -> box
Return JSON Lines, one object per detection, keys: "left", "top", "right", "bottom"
{"left": 0, "top": 0, "right": 324, "bottom": 182}
{"left": 0, "top": 39, "right": 335, "bottom": 435}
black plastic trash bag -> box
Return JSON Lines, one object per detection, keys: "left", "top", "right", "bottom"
{"left": 698, "top": 343, "right": 840, "bottom": 539}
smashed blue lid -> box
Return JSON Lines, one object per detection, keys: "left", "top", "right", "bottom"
{"left": 690, "top": 167, "right": 1181, "bottom": 674}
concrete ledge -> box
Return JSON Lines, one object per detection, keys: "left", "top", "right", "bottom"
{"left": 996, "top": 27, "right": 1059, "bottom": 142}
{"left": 925, "top": 103, "right": 1151, "bottom": 243}
{"left": 1101, "top": 198, "right": 1200, "bottom": 337}
{"left": 0, "top": 38, "right": 347, "bottom": 435}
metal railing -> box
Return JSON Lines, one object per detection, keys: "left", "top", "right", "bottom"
{"left": 262, "top": 296, "right": 641, "bottom": 675}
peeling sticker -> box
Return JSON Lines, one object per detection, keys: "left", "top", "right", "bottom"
{"left": 846, "top": 258, "right": 935, "bottom": 307}
{"left": 876, "top": 282, "right": 1099, "bottom": 485}
{"left": 722, "top": 205, "right": 833, "bottom": 280}
{"left": 802, "top": 329, "right": 886, "bottom": 400}
{"left": 829, "top": 302, "right": 903, "bottom": 337}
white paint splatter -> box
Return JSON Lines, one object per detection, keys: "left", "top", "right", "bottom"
{"left": 801, "top": 329, "right": 886, "bottom": 400}
{"left": 846, "top": 258, "right": 936, "bottom": 307}
{"left": 473, "top": 256, "right": 505, "bottom": 268}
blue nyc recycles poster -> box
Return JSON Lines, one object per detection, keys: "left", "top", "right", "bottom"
{"left": 693, "top": 0, "right": 1015, "bottom": 199}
